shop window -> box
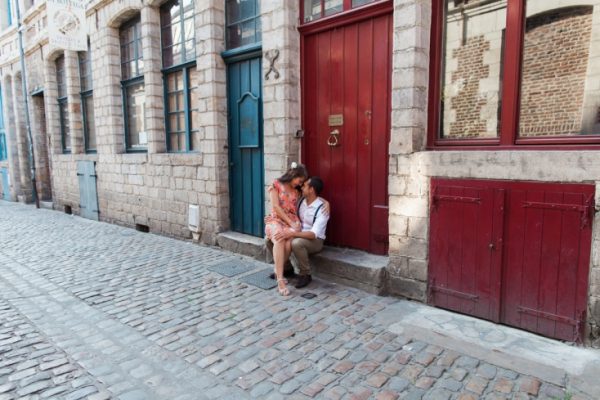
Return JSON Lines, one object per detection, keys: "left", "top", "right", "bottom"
{"left": 301, "top": 0, "right": 384, "bottom": 23}
{"left": 79, "top": 42, "right": 96, "bottom": 153}
{"left": 161, "top": 0, "right": 198, "bottom": 152}
{"left": 120, "top": 16, "right": 147, "bottom": 152}
{"left": 56, "top": 55, "right": 71, "bottom": 153}
{"left": 430, "top": 0, "right": 600, "bottom": 148}
{"left": 226, "top": 0, "right": 260, "bottom": 49}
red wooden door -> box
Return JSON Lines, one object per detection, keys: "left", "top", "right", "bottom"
{"left": 301, "top": 11, "right": 392, "bottom": 255}
{"left": 428, "top": 178, "right": 594, "bottom": 342}
{"left": 502, "top": 182, "right": 594, "bottom": 342}
{"left": 429, "top": 179, "right": 505, "bottom": 321}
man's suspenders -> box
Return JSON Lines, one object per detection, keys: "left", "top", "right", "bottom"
{"left": 297, "top": 197, "right": 323, "bottom": 224}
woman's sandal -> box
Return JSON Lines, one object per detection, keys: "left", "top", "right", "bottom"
{"left": 277, "top": 279, "right": 290, "bottom": 296}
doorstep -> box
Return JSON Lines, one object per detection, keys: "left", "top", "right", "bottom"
{"left": 216, "top": 231, "right": 388, "bottom": 295}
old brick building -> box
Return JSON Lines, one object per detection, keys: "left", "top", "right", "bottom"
{"left": 1, "top": 0, "right": 600, "bottom": 345}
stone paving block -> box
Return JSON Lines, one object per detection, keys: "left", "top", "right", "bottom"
{"left": 388, "top": 376, "right": 410, "bottom": 392}
{"left": 465, "top": 376, "right": 489, "bottom": 395}
{"left": 476, "top": 363, "right": 497, "bottom": 380}
{"left": 519, "top": 376, "right": 541, "bottom": 395}
{"left": 366, "top": 372, "right": 389, "bottom": 388}
{"left": 249, "top": 381, "right": 274, "bottom": 398}
{"left": 279, "top": 379, "right": 302, "bottom": 395}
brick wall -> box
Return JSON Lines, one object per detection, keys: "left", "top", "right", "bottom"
{"left": 519, "top": 7, "right": 593, "bottom": 136}
{"left": 448, "top": 35, "right": 491, "bottom": 138}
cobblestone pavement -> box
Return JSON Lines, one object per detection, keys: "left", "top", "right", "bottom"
{"left": 0, "top": 201, "right": 593, "bottom": 400}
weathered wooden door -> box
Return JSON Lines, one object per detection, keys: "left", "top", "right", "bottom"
{"left": 302, "top": 12, "right": 392, "bottom": 254}
{"left": 226, "top": 52, "right": 264, "bottom": 237}
{"left": 0, "top": 168, "right": 9, "bottom": 200}
{"left": 502, "top": 182, "right": 594, "bottom": 342}
{"left": 429, "top": 178, "right": 593, "bottom": 342}
{"left": 76, "top": 160, "right": 99, "bottom": 221}
{"left": 429, "top": 180, "right": 505, "bottom": 321}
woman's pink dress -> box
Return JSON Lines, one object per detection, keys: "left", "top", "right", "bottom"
{"left": 265, "top": 180, "right": 301, "bottom": 240}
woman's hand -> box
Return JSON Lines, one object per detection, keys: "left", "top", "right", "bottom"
{"left": 290, "top": 220, "right": 302, "bottom": 232}
{"left": 322, "top": 199, "right": 331, "bottom": 216}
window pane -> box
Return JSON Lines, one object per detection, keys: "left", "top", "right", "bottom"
{"left": 303, "top": 0, "right": 321, "bottom": 23}
{"left": 439, "top": 1, "right": 505, "bottom": 139}
{"left": 352, "top": 0, "right": 376, "bottom": 7}
{"left": 519, "top": 1, "right": 600, "bottom": 137}
{"left": 161, "top": 0, "right": 195, "bottom": 67}
{"left": 126, "top": 82, "right": 147, "bottom": 149}
{"left": 56, "top": 55, "right": 66, "bottom": 98}
{"left": 226, "top": 0, "right": 255, "bottom": 24}
{"left": 59, "top": 101, "right": 71, "bottom": 151}
{"left": 120, "top": 18, "right": 142, "bottom": 79}
{"left": 183, "top": 0, "right": 194, "bottom": 19}
{"left": 169, "top": 132, "right": 180, "bottom": 151}
{"left": 83, "top": 95, "right": 96, "bottom": 151}
{"left": 227, "top": 20, "right": 259, "bottom": 49}
{"left": 226, "top": 0, "right": 259, "bottom": 49}
{"left": 324, "top": 0, "right": 343, "bottom": 17}
{"left": 79, "top": 50, "right": 93, "bottom": 91}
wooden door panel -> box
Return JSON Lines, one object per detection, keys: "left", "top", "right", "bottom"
{"left": 302, "top": 13, "right": 391, "bottom": 254}
{"left": 429, "top": 180, "right": 503, "bottom": 321}
{"left": 227, "top": 57, "right": 264, "bottom": 237}
{"left": 502, "top": 184, "right": 593, "bottom": 342}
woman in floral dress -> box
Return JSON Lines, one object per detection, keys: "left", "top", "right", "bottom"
{"left": 265, "top": 163, "right": 308, "bottom": 296}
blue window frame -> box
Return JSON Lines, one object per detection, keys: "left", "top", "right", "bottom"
{"left": 120, "top": 16, "right": 147, "bottom": 152}
{"left": 6, "top": 0, "right": 12, "bottom": 26}
{"left": 161, "top": 0, "right": 198, "bottom": 152}
{"left": 56, "top": 55, "right": 71, "bottom": 153}
{"left": 79, "top": 42, "right": 96, "bottom": 153}
{"left": 225, "top": 0, "right": 261, "bottom": 50}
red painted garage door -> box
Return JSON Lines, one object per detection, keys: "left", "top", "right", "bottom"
{"left": 429, "top": 178, "right": 594, "bottom": 342}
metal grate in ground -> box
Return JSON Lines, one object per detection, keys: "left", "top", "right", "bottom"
{"left": 207, "top": 259, "right": 257, "bottom": 277}
{"left": 238, "top": 268, "right": 277, "bottom": 290}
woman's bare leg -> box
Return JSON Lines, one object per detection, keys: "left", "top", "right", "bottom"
{"left": 272, "top": 238, "right": 290, "bottom": 295}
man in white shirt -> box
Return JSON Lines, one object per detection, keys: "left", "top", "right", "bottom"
{"left": 272, "top": 176, "right": 329, "bottom": 288}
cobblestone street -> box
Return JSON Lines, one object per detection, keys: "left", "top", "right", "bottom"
{"left": 0, "top": 201, "right": 595, "bottom": 400}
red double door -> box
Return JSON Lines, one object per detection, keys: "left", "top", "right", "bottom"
{"left": 301, "top": 10, "right": 391, "bottom": 255}
{"left": 429, "top": 178, "right": 594, "bottom": 342}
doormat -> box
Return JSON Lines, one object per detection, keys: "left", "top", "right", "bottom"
{"left": 239, "top": 268, "right": 277, "bottom": 290}
{"left": 208, "top": 260, "right": 256, "bottom": 277}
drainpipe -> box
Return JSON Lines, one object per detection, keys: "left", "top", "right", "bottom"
{"left": 15, "top": 0, "right": 39, "bottom": 208}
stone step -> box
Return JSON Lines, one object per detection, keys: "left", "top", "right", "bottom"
{"left": 215, "top": 231, "right": 388, "bottom": 294}
{"left": 217, "top": 231, "right": 266, "bottom": 260}
{"left": 312, "top": 246, "right": 388, "bottom": 295}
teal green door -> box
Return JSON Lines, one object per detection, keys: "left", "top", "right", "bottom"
{"left": 77, "top": 160, "right": 99, "bottom": 221}
{"left": 226, "top": 52, "right": 264, "bottom": 237}
{"left": 1, "top": 168, "right": 9, "bottom": 200}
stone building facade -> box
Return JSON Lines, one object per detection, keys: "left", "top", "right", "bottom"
{"left": 1, "top": 0, "right": 600, "bottom": 345}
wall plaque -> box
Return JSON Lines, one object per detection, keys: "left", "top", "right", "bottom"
{"left": 328, "top": 114, "right": 344, "bottom": 126}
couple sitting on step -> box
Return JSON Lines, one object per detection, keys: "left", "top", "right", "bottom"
{"left": 265, "top": 163, "right": 330, "bottom": 297}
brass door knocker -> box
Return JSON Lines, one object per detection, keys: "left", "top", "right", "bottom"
{"left": 327, "top": 129, "right": 340, "bottom": 147}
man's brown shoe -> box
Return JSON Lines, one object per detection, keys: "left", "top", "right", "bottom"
{"left": 294, "top": 274, "right": 312, "bottom": 289}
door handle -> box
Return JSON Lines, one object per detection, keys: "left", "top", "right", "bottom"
{"left": 327, "top": 129, "right": 340, "bottom": 147}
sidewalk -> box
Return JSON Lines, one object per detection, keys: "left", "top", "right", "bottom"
{"left": 0, "top": 200, "right": 598, "bottom": 399}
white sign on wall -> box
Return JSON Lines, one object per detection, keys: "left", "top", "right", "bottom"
{"left": 47, "top": 0, "right": 87, "bottom": 51}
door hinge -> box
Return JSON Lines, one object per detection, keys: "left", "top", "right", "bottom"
{"left": 430, "top": 285, "right": 479, "bottom": 301}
